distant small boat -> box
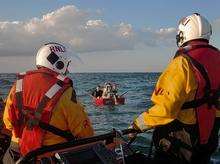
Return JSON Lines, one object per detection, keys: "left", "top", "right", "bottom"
{"left": 91, "top": 82, "right": 127, "bottom": 106}
{"left": 93, "top": 96, "right": 125, "bottom": 106}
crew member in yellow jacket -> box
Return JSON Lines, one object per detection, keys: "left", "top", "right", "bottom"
{"left": 3, "top": 43, "right": 94, "bottom": 163}
{"left": 4, "top": 85, "right": 94, "bottom": 146}
{"left": 131, "top": 13, "right": 220, "bottom": 164}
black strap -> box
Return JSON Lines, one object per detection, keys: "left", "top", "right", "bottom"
{"left": 15, "top": 92, "right": 25, "bottom": 125}
{"left": 187, "top": 55, "right": 211, "bottom": 91}
{"left": 182, "top": 97, "right": 208, "bottom": 109}
{"left": 39, "top": 122, "right": 75, "bottom": 141}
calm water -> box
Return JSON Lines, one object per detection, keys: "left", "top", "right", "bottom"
{"left": 0, "top": 73, "right": 158, "bottom": 133}
{"left": 0, "top": 73, "right": 158, "bottom": 150}
{"left": 1, "top": 73, "right": 220, "bottom": 161}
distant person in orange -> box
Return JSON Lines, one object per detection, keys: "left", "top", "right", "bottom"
{"left": 3, "top": 42, "right": 94, "bottom": 163}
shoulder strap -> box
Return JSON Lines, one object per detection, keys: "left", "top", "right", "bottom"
{"left": 39, "top": 122, "right": 75, "bottom": 141}
{"left": 15, "top": 73, "right": 25, "bottom": 126}
{"left": 186, "top": 55, "right": 211, "bottom": 92}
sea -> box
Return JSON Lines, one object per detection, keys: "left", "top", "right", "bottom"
{"left": 0, "top": 72, "right": 220, "bottom": 162}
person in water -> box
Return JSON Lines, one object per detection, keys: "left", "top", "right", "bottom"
{"left": 130, "top": 13, "right": 220, "bottom": 164}
{"left": 102, "top": 82, "right": 119, "bottom": 99}
{"left": 3, "top": 42, "right": 94, "bottom": 163}
{"left": 112, "top": 84, "right": 118, "bottom": 98}
{"left": 92, "top": 85, "right": 103, "bottom": 98}
{"left": 102, "top": 82, "right": 113, "bottom": 98}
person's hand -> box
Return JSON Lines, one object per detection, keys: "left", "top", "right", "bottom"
{"left": 127, "top": 123, "right": 138, "bottom": 140}
{"left": 159, "top": 138, "right": 171, "bottom": 152}
{"left": 128, "top": 133, "right": 137, "bottom": 140}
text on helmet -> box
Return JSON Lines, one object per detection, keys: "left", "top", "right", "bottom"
{"left": 49, "top": 46, "right": 66, "bottom": 53}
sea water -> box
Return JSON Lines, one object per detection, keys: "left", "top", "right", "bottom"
{"left": 0, "top": 73, "right": 219, "bottom": 162}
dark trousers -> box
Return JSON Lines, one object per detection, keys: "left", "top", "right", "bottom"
{"left": 3, "top": 142, "right": 20, "bottom": 164}
{"left": 190, "top": 118, "right": 220, "bottom": 164}
{"left": 152, "top": 119, "right": 220, "bottom": 164}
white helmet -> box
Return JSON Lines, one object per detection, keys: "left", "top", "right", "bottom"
{"left": 176, "top": 13, "right": 212, "bottom": 47}
{"left": 36, "top": 42, "right": 71, "bottom": 75}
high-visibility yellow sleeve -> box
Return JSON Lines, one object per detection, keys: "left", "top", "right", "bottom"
{"left": 3, "top": 84, "right": 19, "bottom": 143}
{"left": 43, "top": 87, "right": 94, "bottom": 145}
{"left": 3, "top": 84, "right": 15, "bottom": 131}
{"left": 134, "top": 56, "right": 198, "bottom": 131}
{"left": 60, "top": 88, "right": 94, "bottom": 138}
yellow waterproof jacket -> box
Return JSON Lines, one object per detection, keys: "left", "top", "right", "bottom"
{"left": 134, "top": 55, "right": 220, "bottom": 131}
{"left": 3, "top": 85, "right": 94, "bottom": 145}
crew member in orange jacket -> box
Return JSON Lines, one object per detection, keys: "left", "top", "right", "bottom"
{"left": 130, "top": 13, "right": 220, "bottom": 164}
{"left": 3, "top": 42, "right": 94, "bottom": 163}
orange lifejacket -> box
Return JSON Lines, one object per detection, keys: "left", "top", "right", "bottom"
{"left": 176, "top": 42, "right": 220, "bottom": 144}
{"left": 8, "top": 68, "right": 73, "bottom": 155}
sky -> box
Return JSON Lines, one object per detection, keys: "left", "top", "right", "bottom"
{"left": 0, "top": 0, "right": 219, "bottom": 72}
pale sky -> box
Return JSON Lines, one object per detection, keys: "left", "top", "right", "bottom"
{"left": 0, "top": 0, "right": 219, "bottom": 72}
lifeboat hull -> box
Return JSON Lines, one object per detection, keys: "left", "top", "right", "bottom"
{"left": 93, "top": 97, "right": 125, "bottom": 106}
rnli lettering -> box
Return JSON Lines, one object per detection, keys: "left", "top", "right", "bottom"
{"left": 154, "top": 87, "right": 169, "bottom": 96}
{"left": 50, "top": 46, "right": 65, "bottom": 53}
{"left": 180, "top": 17, "right": 190, "bottom": 26}
{"left": 154, "top": 87, "right": 164, "bottom": 95}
